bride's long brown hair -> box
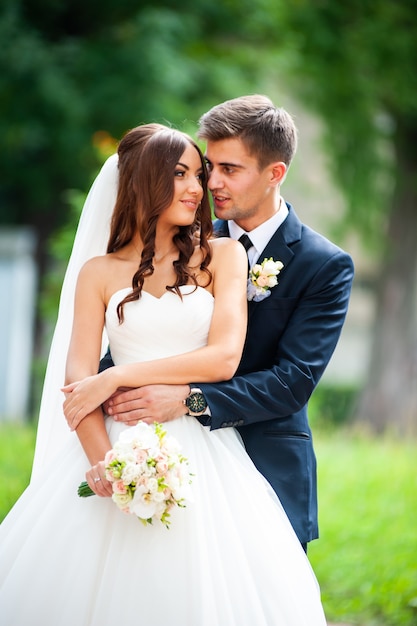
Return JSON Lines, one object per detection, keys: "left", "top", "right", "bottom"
{"left": 106, "top": 125, "right": 213, "bottom": 322}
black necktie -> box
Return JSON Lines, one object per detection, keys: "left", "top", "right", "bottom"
{"left": 238, "top": 234, "right": 253, "bottom": 270}
{"left": 238, "top": 233, "right": 253, "bottom": 253}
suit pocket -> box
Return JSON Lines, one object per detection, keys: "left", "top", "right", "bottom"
{"left": 263, "top": 430, "right": 310, "bottom": 440}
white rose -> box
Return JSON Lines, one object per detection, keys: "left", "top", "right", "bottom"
{"left": 120, "top": 423, "right": 159, "bottom": 450}
{"left": 112, "top": 492, "right": 132, "bottom": 509}
{"left": 266, "top": 276, "right": 278, "bottom": 288}
{"left": 117, "top": 451, "right": 137, "bottom": 466}
{"left": 147, "top": 477, "right": 159, "bottom": 494}
{"left": 263, "top": 259, "right": 282, "bottom": 275}
{"left": 122, "top": 463, "right": 142, "bottom": 484}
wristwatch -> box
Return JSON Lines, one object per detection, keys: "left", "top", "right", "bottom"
{"left": 184, "top": 387, "right": 208, "bottom": 416}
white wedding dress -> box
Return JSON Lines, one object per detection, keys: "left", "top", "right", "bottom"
{"left": 0, "top": 285, "right": 326, "bottom": 626}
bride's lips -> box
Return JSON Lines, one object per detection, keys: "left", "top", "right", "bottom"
{"left": 181, "top": 199, "right": 199, "bottom": 209}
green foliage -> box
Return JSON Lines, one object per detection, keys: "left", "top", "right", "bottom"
{"left": 40, "top": 188, "right": 88, "bottom": 320}
{"left": 271, "top": 0, "right": 417, "bottom": 250}
{"left": 310, "top": 433, "right": 417, "bottom": 626}
{"left": 0, "top": 0, "right": 263, "bottom": 240}
{"left": 3, "top": 0, "right": 416, "bottom": 249}
{"left": 0, "top": 422, "right": 36, "bottom": 521}
{"left": 18, "top": 0, "right": 142, "bottom": 39}
{"left": 309, "top": 383, "right": 358, "bottom": 429}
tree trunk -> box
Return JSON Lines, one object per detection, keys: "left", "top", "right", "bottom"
{"left": 355, "top": 114, "right": 417, "bottom": 435}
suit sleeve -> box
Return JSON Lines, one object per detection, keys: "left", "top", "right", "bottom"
{"left": 197, "top": 249, "right": 354, "bottom": 429}
{"left": 98, "top": 348, "right": 114, "bottom": 373}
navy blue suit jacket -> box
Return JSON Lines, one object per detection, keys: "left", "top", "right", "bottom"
{"left": 196, "top": 204, "right": 354, "bottom": 543}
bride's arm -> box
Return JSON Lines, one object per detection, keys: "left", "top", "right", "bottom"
{"left": 63, "top": 258, "right": 112, "bottom": 468}
{"left": 63, "top": 239, "right": 248, "bottom": 428}
{"left": 114, "top": 238, "right": 248, "bottom": 382}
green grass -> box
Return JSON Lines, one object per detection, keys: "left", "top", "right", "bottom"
{"left": 309, "top": 431, "right": 417, "bottom": 626}
{"left": 0, "top": 423, "right": 416, "bottom": 625}
{"left": 0, "top": 422, "right": 36, "bottom": 521}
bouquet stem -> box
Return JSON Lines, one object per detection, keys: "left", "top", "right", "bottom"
{"left": 78, "top": 481, "right": 95, "bottom": 498}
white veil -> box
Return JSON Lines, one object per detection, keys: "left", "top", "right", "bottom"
{"left": 31, "top": 154, "right": 119, "bottom": 482}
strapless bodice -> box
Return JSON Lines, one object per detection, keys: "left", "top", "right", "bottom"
{"left": 105, "top": 285, "right": 214, "bottom": 365}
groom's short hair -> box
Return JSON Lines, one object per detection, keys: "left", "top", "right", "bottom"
{"left": 198, "top": 94, "right": 298, "bottom": 170}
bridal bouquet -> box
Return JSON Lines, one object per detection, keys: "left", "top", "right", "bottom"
{"left": 78, "top": 422, "right": 193, "bottom": 528}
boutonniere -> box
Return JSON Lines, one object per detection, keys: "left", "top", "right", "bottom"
{"left": 247, "top": 257, "right": 284, "bottom": 302}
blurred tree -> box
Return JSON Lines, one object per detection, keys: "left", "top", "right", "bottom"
{"left": 266, "top": 0, "right": 417, "bottom": 434}
{"left": 0, "top": 3, "right": 244, "bottom": 318}
{"left": 0, "top": 2, "right": 234, "bottom": 257}
{"left": 0, "top": 0, "right": 264, "bottom": 408}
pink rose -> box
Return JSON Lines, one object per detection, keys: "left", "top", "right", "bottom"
{"left": 156, "top": 459, "right": 169, "bottom": 473}
{"left": 113, "top": 479, "right": 127, "bottom": 494}
{"left": 256, "top": 275, "right": 269, "bottom": 287}
{"left": 104, "top": 450, "right": 117, "bottom": 465}
{"left": 135, "top": 449, "right": 148, "bottom": 463}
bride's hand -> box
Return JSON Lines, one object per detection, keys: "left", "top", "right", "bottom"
{"left": 86, "top": 461, "right": 113, "bottom": 497}
{"left": 62, "top": 372, "right": 116, "bottom": 430}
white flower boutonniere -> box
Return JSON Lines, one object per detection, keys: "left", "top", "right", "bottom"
{"left": 247, "top": 257, "right": 284, "bottom": 302}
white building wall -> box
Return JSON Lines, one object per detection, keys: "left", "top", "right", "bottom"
{"left": 0, "top": 228, "right": 37, "bottom": 421}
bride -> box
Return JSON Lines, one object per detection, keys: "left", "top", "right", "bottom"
{"left": 0, "top": 123, "right": 327, "bottom": 625}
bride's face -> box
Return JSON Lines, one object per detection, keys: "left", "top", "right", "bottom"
{"left": 160, "top": 143, "right": 204, "bottom": 227}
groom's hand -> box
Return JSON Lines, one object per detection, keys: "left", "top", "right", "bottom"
{"left": 104, "top": 384, "right": 190, "bottom": 425}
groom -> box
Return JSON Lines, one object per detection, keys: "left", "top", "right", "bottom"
{"left": 103, "top": 95, "right": 354, "bottom": 550}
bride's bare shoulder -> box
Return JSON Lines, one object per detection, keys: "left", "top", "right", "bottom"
{"left": 79, "top": 254, "right": 115, "bottom": 274}
{"left": 76, "top": 254, "right": 125, "bottom": 289}
{"left": 209, "top": 236, "right": 246, "bottom": 262}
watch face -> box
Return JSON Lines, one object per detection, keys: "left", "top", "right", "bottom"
{"left": 187, "top": 392, "right": 207, "bottom": 414}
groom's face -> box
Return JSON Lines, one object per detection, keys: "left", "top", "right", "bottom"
{"left": 205, "top": 137, "right": 276, "bottom": 231}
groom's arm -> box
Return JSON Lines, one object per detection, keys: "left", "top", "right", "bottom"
{"left": 199, "top": 248, "right": 354, "bottom": 429}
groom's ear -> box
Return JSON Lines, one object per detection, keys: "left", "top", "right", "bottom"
{"left": 269, "top": 162, "right": 287, "bottom": 187}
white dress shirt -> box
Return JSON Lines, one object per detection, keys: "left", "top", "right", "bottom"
{"left": 228, "top": 199, "right": 288, "bottom": 268}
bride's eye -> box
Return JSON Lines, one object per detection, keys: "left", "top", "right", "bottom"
{"left": 174, "top": 170, "right": 185, "bottom": 177}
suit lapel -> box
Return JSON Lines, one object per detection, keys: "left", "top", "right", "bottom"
{"left": 255, "top": 204, "right": 301, "bottom": 270}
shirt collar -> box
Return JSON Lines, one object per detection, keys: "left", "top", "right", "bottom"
{"left": 228, "top": 198, "right": 288, "bottom": 265}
